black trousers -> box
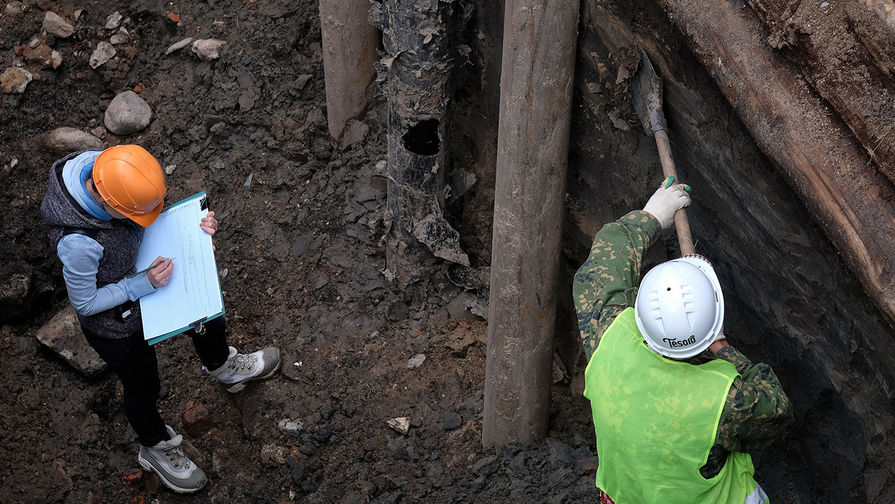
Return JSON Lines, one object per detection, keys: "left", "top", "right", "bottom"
{"left": 84, "top": 317, "right": 230, "bottom": 446}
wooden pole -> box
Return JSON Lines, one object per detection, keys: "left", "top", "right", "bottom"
{"left": 744, "top": 0, "right": 895, "bottom": 185}
{"left": 654, "top": 129, "right": 696, "bottom": 255}
{"left": 320, "top": 0, "right": 379, "bottom": 140}
{"left": 657, "top": 0, "right": 895, "bottom": 327}
{"left": 483, "top": 0, "right": 580, "bottom": 447}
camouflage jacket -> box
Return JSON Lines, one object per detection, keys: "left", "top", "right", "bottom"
{"left": 573, "top": 210, "right": 793, "bottom": 478}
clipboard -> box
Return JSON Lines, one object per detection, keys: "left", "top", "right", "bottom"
{"left": 134, "top": 192, "right": 225, "bottom": 345}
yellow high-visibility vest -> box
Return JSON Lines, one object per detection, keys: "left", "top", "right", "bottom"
{"left": 584, "top": 308, "right": 764, "bottom": 504}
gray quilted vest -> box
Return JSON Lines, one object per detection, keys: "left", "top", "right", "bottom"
{"left": 40, "top": 151, "right": 145, "bottom": 339}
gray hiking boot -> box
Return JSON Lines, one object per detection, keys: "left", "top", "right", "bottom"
{"left": 137, "top": 425, "right": 207, "bottom": 493}
{"left": 205, "top": 345, "right": 281, "bottom": 393}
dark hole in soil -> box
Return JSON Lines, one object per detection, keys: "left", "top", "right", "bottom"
{"left": 402, "top": 119, "right": 440, "bottom": 156}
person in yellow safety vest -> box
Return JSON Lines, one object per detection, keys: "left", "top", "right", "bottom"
{"left": 572, "top": 177, "right": 793, "bottom": 503}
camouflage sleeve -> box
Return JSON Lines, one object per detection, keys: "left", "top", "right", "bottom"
{"left": 714, "top": 345, "right": 794, "bottom": 452}
{"left": 572, "top": 210, "right": 662, "bottom": 362}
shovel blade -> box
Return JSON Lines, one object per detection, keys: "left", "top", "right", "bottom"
{"left": 631, "top": 49, "right": 667, "bottom": 135}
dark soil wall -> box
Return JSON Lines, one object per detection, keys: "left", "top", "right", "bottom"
{"left": 452, "top": 1, "right": 895, "bottom": 502}
{"left": 447, "top": 0, "right": 504, "bottom": 266}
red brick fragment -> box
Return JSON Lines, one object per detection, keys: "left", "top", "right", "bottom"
{"left": 182, "top": 398, "right": 212, "bottom": 437}
{"left": 121, "top": 471, "right": 143, "bottom": 486}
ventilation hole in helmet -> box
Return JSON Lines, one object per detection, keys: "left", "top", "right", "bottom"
{"left": 666, "top": 287, "right": 671, "bottom": 292}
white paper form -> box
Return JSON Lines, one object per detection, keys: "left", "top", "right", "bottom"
{"left": 135, "top": 192, "right": 224, "bottom": 344}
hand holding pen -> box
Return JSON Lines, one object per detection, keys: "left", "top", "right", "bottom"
{"left": 145, "top": 257, "right": 174, "bottom": 288}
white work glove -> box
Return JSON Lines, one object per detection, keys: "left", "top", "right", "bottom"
{"left": 642, "top": 176, "right": 691, "bottom": 229}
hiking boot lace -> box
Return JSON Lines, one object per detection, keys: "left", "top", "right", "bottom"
{"left": 229, "top": 353, "right": 255, "bottom": 373}
{"left": 162, "top": 444, "right": 189, "bottom": 470}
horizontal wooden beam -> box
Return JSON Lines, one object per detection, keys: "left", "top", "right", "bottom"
{"left": 658, "top": 0, "right": 895, "bottom": 327}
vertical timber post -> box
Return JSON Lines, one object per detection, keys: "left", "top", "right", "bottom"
{"left": 319, "top": 0, "right": 379, "bottom": 140}
{"left": 375, "top": 0, "right": 470, "bottom": 288}
{"left": 483, "top": 0, "right": 580, "bottom": 447}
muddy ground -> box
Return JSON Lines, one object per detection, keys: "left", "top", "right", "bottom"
{"left": 0, "top": 1, "right": 601, "bottom": 503}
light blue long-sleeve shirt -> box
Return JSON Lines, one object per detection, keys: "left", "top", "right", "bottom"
{"left": 57, "top": 153, "right": 156, "bottom": 316}
{"left": 57, "top": 233, "right": 156, "bottom": 316}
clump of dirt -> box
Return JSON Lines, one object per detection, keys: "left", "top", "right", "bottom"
{"left": 0, "top": 1, "right": 600, "bottom": 502}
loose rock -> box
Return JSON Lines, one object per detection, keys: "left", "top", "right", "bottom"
{"left": 340, "top": 120, "right": 369, "bottom": 149}
{"left": 104, "top": 11, "right": 122, "bottom": 30}
{"left": 0, "top": 67, "right": 32, "bottom": 94}
{"left": 51, "top": 50, "right": 64, "bottom": 68}
{"left": 43, "top": 127, "right": 103, "bottom": 153}
{"left": 4, "top": 2, "right": 24, "bottom": 17}
{"left": 120, "top": 471, "right": 142, "bottom": 487}
{"left": 43, "top": 11, "right": 75, "bottom": 39}
{"left": 472, "top": 455, "right": 499, "bottom": 477}
{"left": 307, "top": 108, "right": 326, "bottom": 126}
{"left": 314, "top": 425, "right": 332, "bottom": 444}
{"left": 260, "top": 444, "right": 287, "bottom": 466}
{"left": 442, "top": 411, "right": 463, "bottom": 431}
{"left": 110, "top": 32, "right": 129, "bottom": 45}
{"left": 386, "top": 417, "right": 411, "bottom": 435}
{"left": 406, "top": 353, "right": 426, "bottom": 368}
{"left": 446, "top": 292, "right": 476, "bottom": 321}
{"left": 0, "top": 271, "right": 29, "bottom": 308}
{"left": 293, "top": 74, "right": 312, "bottom": 91}
{"left": 89, "top": 41, "right": 116, "bottom": 69}
{"left": 34, "top": 305, "right": 106, "bottom": 376}
{"left": 209, "top": 121, "right": 226, "bottom": 135}
{"left": 181, "top": 399, "right": 212, "bottom": 437}
{"left": 89, "top": 126, "right": 106, "bottom": 139}
{"left": 165, "top": 37, "right": 193, "bottom": 55}
{"left": 238, "top": 89, "right": 256, "bottom": 111}
{"left": 23, "top": 42, "right": 61, "bottom": 70}
{"left": 277, "top": 418, "right": 303, "bottom": 432}
{"left": 104, "top": 91, "right": 152, "bottom": 135}
{"left": 191, "top": 39, "right": 226, "bottom": 61}
{"left": 22, "top": 39, "right": 53, "bottom": 67}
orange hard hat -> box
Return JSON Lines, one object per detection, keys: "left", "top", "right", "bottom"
{"left": 92, "top": 145, "right": 166, "bottom": 227}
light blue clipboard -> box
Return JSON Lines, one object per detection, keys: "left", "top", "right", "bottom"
{"left": 134, "top": 192, "right": 225, "bottom": 345}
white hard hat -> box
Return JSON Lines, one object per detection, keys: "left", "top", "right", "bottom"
{"left": 634, "top": 254, "right": 724, "bottom": 359}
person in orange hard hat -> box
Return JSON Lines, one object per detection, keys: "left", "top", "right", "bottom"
{"left": 91, "top": 144, "right": 168, "bottom": 226}
{"left": 41, "top": 145, "right": 281, "bottom": 494}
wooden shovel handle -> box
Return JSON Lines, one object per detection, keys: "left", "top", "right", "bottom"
{"left": 654, "top": 130, "right": 696, "bottom": 256}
